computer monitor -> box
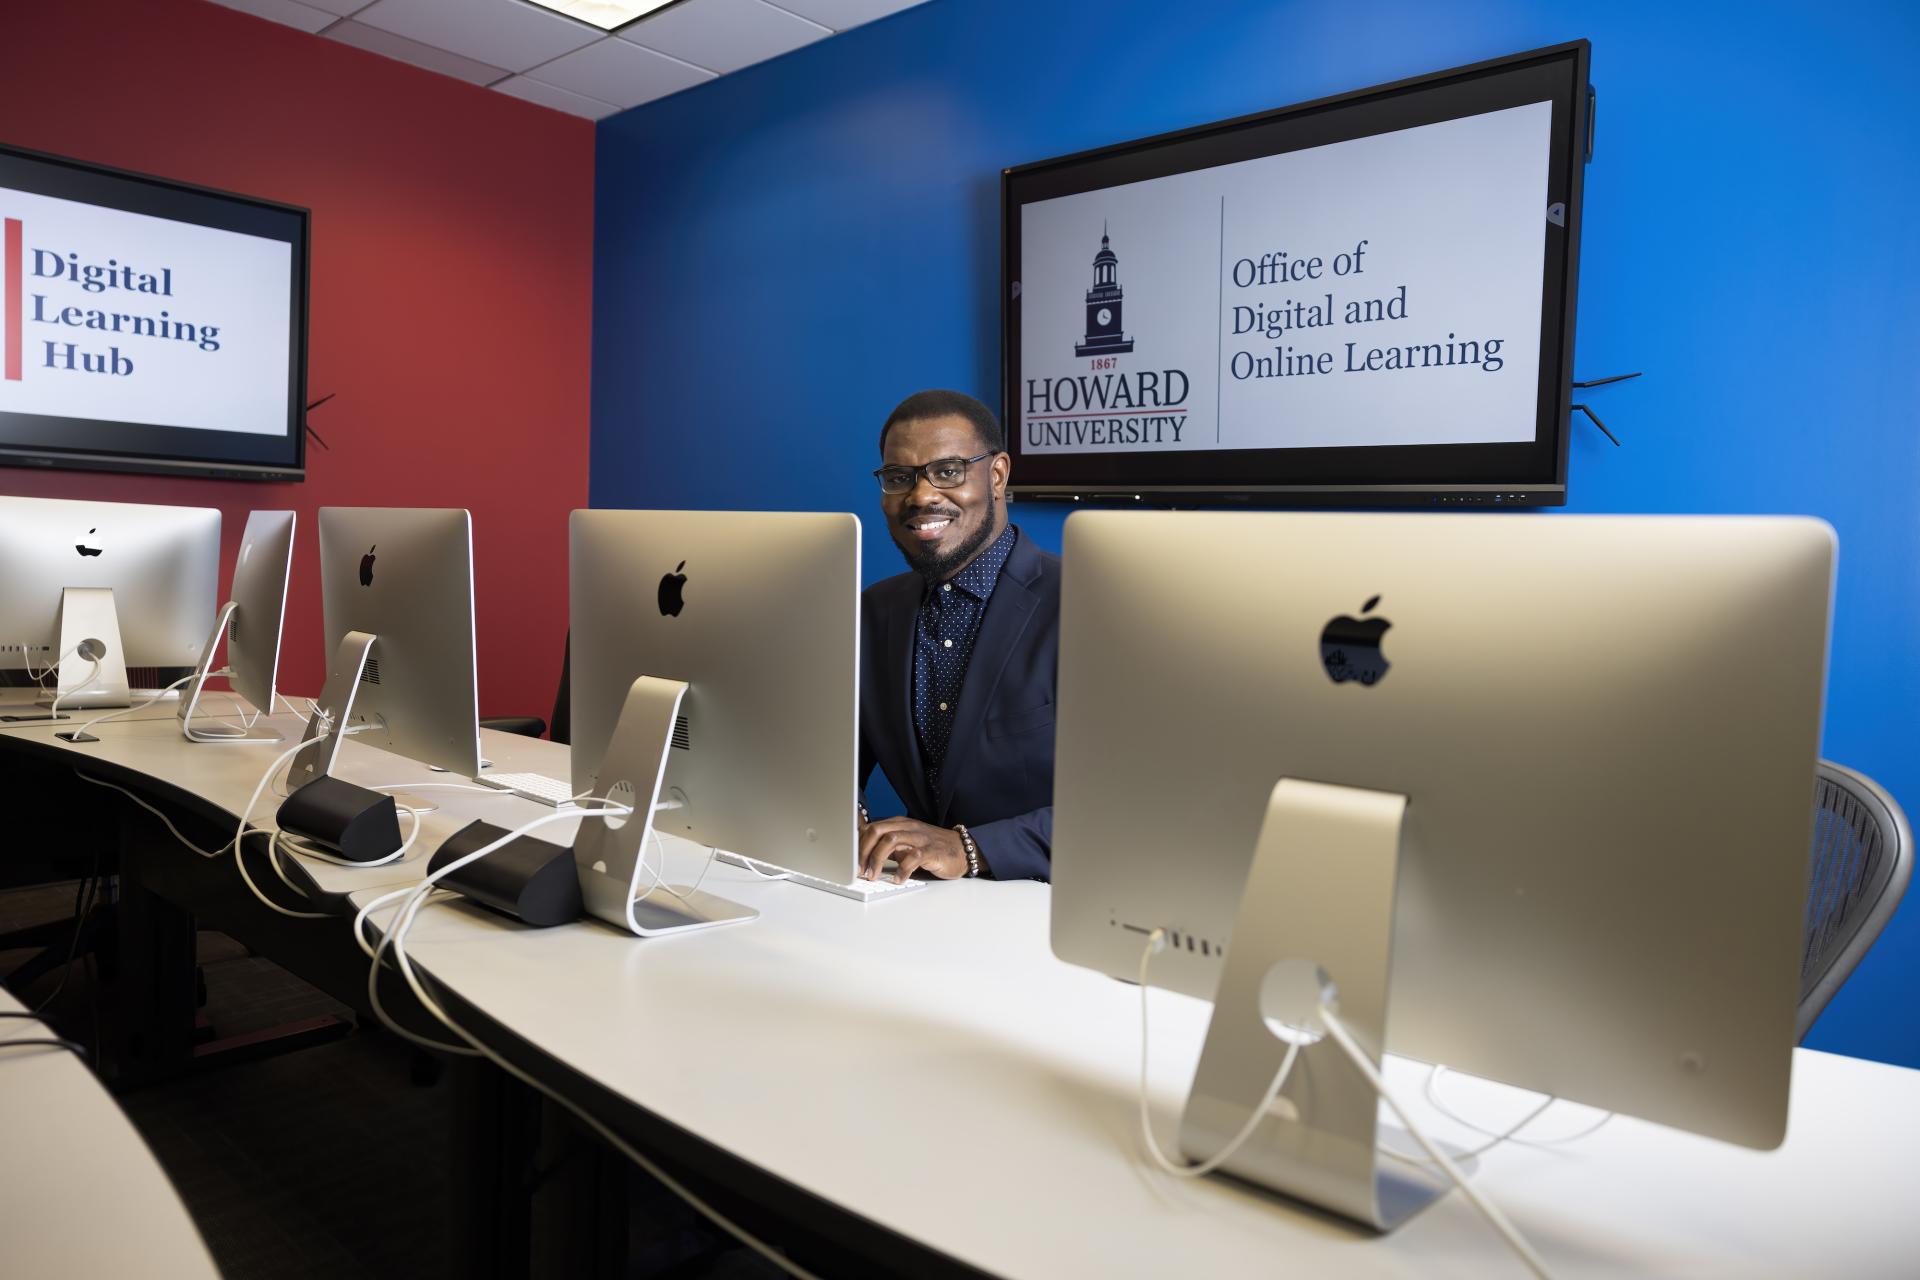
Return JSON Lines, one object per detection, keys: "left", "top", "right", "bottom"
{"left": 0, "top": 494, "right": 219, "bottom": 712}
{"left": 569, "top": 509, "right": 862, "bottom": 933}
{"left": 177, "top": 509, "right": 295, "bottom": 741}
{"left": 1051, "top": 511, "right": 1832, "bottom": 1228}
{"left": 287, "top": 507, "right": 480, "bottom": 791}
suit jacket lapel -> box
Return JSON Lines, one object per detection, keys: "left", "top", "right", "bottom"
{"left": 935, "top": 539, "right": 1040, "bottom": 824}
{"left": 886, "top": 579, "right": 938, "bottom": 819}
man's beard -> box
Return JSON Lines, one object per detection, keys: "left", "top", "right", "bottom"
{"left": 893, "top": 487, "right": 998, "bottom": 581}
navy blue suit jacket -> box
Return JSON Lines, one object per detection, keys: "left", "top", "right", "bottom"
{"left": 858, "top": 529, "right": 1060, "bottom": 881}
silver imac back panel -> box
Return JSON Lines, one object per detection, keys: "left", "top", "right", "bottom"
{"left": 569, "top": 509, "right": 861, "bottom": 882}
{"left": 1050, "top": 511, "right": 1833, "bottom": 1151}
{"left": 225, "top": 509, "right": 296, "bottom": 715}
{"left": 311, "top": 506, "right": 480, "bottom": 778}
{"left": 0, "top": 494, "right": 218, "bottom": 672}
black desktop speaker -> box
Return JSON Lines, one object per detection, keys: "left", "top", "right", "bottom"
{"left": 276, "top": 775, "right": 403, "bottom": 863}
{"left": 428, "top": 820, "right": 581, "bottom": 928}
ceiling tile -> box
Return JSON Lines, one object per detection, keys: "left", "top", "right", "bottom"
{"left": 299, "top": 0, "right": 380, "bottom": 15}
{"left": 494, "top": 75, "right": 623, "bottom": 120}
{"left": 525, "top": 37, "right": 713, "bottom": 109}
{"left": 762, "top": 0, "right": 924, "bottom": 33}
{"left": 325, "top": 19, "right": 509, "bottom": 84}
{"left": 206, "top": 0, "right": 339, "bottom": 34}
{"left": 620, "top": 0, "right": 828, "bottom": 75}
{"left": 353, "top": 0, "right": 600, "bottom": 72}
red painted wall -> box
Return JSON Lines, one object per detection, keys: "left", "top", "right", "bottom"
{"left": 0, "top": 0, "right": 592, "bottom": 720}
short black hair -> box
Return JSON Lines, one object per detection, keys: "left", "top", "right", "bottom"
{"left": 878, "top": 389, "right": 1005, "bottom": 457}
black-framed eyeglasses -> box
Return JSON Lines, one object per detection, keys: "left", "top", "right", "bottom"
{"left": 872, "top": 451, "right": 996, "bottom": 495}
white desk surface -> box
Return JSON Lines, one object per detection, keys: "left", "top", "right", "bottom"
{"left": 0, "top": 992, "right": 219, "bottom": 1280}
{"left": 0, "top": 686, "right": 190, "bottom": 724}
{"left": 0, "top": 683, "right": 270, "bottom": 723}
{"left": 0, "top": 709, "right": 577, "bottom": 900}
{"left": 12, "top": 715, "right": 1920, "bottom": 1275}
{"left": 359, "top": 843, "right": 1920, "bottom": 1279}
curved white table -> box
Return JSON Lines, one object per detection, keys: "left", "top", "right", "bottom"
{"left": 9, "top": 711, "right": 1920, "bottom": 1276}
{"left": 0, "top": 991, "right": 219, "bottom": 1279}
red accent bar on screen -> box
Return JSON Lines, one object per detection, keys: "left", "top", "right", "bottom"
{"left": 4, "top": 218, "right": 20, "bottom": 381}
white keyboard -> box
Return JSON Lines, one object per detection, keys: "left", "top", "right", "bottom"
{"left": 718, "top": 852, "right": 926, "bottom": 902}
{"left": 475, "top": 771, "right": 578, "bottom": 807}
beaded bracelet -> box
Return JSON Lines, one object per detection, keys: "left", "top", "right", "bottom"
{"left": 955, "top": 823, "right": 982, "bottom": 878}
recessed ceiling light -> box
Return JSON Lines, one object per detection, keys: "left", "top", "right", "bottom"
{"left": 518, "top": 0, "right": 685, "bottom": 33}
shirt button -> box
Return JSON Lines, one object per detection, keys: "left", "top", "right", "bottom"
{"left": 943, "top": 639, "right": 953, "bottom": 648}
{"left": 939, "top": 702, "right": 949, "bottom": 711}
{"left": 941, "top": 583, "right": 952, "bottom": 592}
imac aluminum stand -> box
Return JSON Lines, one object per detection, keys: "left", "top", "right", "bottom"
{"left": 36, "top": 587, "right": 131, "bottom": 711}
{"left": 574, "top": 675, "right": 757, "bottom": 937}
{"left": 287, "top": 630, "right": 376, "bottom": 790}
{"left": 1181, "top": 778, "right": 1451, "bottom": 1230}
{"left": 274, "top": 630, "right": 402, "bottom": 863}
{"left": 178, "top": 601, "right": 283, "bottom": 742}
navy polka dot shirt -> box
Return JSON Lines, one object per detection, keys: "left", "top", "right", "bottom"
{"left": 912, "top": 523, "right": 1019, "bottom": 797}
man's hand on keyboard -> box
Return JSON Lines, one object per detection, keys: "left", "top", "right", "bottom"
{"left": 858, "top": 816, "right": 966, "bottom": 884}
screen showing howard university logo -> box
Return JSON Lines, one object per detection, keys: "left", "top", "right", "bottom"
{"left": 1024, "top": 224, "right": 1192, "bottom": 451}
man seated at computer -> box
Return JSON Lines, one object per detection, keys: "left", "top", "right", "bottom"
{"left": 858, "top": 389, "right": 1061, "bottom": 883}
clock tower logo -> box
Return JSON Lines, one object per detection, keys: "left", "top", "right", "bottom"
{"left": 1074, "top": 223, "right": 1135, "bottom": 358}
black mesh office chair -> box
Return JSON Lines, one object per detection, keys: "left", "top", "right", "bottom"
{"left": 478, "top": 637, "right": 570, "bottom": 745}
{"left": 1798, "top": 760, "right": 1911, "bottom": 1042}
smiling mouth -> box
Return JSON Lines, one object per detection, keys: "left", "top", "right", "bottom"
{"left": 902, "top": 514, "right": 956, "bottom": 541}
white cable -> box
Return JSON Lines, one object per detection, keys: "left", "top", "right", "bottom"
{"left": 363, "top": 888, "right": 481, "bottom": 1057}
{"left": 270, "top": 830, "right": 308, "bottom": 894}
{"left": 68, "top": 672, "right": 198, "bottom": 738}
{"left": 363, "top": 815, "right": 822, "bottom": 1280}
{"left": 1379, "top": 1076, "right": 1556, "bottom": 1169}
{"left": 361, "top": 806, "right": 629, "bottom": 1055}
{"left": 25, "top": 639, "right": 90, "bottom": 687}
{"left": 228, "top": 735, "right": 340, "bottom": 918}
{"left": 1423, "top": 1066, "right": 1615, "bottom": 1152}
{"left": 1316, "top": 1003, "right": 1553, "bottom": 1280}
{"left": 48, "top": 657, "right": 103, "bottom": 715}
{"left": 73, "top": 772, "right": 236, "bottom": 859}
{"left": 182, "top": 677, "right": 271, "bottom": 741}
{"left": 80, "top": 731, "right": 336, "bottom": 920}
{"left": 236, "top": 829, "right": 332, "bottom": 920}
{"left": 21, "top": 639, "right": 56, "bottom": 684}
{"left": 1135, "top": 928, "right": 1302, "bottom": 1178}
{"left": 682, "top": 843, "right": 721, "bottom": 899}
{"left": 348, "top": 798, "right": 637, "bottom": 964}
{"left": 353, "top": 813, "right": 678, "bottom": 1065}
{"left": 732, "top": 854, "right": 793, "bottom": 882}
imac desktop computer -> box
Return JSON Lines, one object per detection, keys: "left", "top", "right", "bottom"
{"left": 566, "top": 508, "right": 883, "bottom": 936}
{"left": 1050, "top": 510, "right": 1833, "bottom": 1233}
{"left": 280, "top": 507, "right": 481, "bottom": 861}
{"left": 0, "top": 494, "right": 219, "bottom": 714}
{"left": 175, "top": 509, "right": 297, "bottom": 742}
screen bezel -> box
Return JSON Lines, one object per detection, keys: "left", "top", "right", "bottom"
{"left": 1001, "top": 42, "right": 1590, "bottom": 506}
{"left": 0, "top": 142, "right": 309, "bottom": 482}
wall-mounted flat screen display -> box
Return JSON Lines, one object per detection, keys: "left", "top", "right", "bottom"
{"left": 1002, "top": 42, "right": 1590, "bottom": 506}
{"left": 0, "top": 143, "right": 308, "bottom": 481}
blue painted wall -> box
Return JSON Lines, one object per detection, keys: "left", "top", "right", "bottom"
{"left": 592, "top": 0, "right": 1920, "bottom": 1067}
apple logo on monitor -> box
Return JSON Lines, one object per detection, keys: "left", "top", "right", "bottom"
{"left": 75, "top": 527, "right": 103, "bottom": 558}
{"left": 658, "top": 561, "right": 688, "bottom": 617}
{"left": 359, "top": 545, "right": 376, "bottom": 587}
{"left": 1320, "top": 596, "right": 1390, "bottom": 686}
